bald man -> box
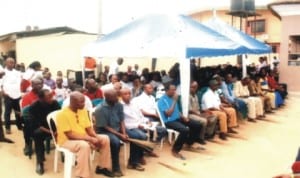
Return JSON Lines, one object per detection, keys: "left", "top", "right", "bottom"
{"left": 56, "top": 91, "right": 113, "bottom": 178}
{"left": 2, "top": 57, "right": 23, "bottom": 133}
{"left": 94, "top": 89, "right": 127, "bottom": 177}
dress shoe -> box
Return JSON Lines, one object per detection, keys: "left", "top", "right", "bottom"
{"left": 248, "top": 118, "right": 257, "bottom": 122}
{"left": 139, "top": 157, "right": 146, "bottom": 165}
{"left": 228, "top": 128, "right": 238, "bottom": 134}
{"left": 36, "top": 163, "right": 44, "bottom": 175}
{"left": 5, "top": 129, "right": 11, "bottom": 134}
{"left": 95, "top": 166, "right": 114, "bottom": 177}
{"left": 171, "top": 150, "right": 186, "bottom": 160}
{"left": 196, "top": 139, "right": 207, "bottom": 145}
{"left": 113, "top": 170, "right": 124, "bottom": 177}
{"left": 127, "top": 163, "right": 145, "bottom": 171}
{"left": 219, "top": 133, "right": 227, "bottom": 140}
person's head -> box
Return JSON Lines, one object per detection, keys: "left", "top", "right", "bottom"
{"left": 144, "top": 84, "right": 154, "bottom": 95}
{"left": 121, "top": 73, "right": 129, "bottom": 82}
{"left": 110, "top": 74, "right": 119, "bottom": 84}
{"left": 29, "top": 61, "right": 41, "bottom": 71}
{"left": 31, "top": 78, "right": 43, "bottom": 93}
{"left": 69, "top": 91, "right": 85, "bottom": 111}
{"left": 38, "top": 89, "right": 54, "bottom": 104}
{"left": 113, "top": 82, "right": 122, "bottom": 95}
{"left": 134, "top": 64, "right": 139, "bottom": 70}
{"left": 56, "top": 77, "right": 63, "bottom": 88}
{"left": 208, "top": 79, "right": 219, "bottom": 91}
{"left": 241, "top": 76, "right": 250, "bottom": 85}
{"left": 5, "top": 57, "right": 15, "bottom": 70}
{"left": 120, "top": 88, "right": 131, "bottom": 103}
{"left": 104, "top": 89, "right": 118, "bottom": 106}
{"left": 44, "top": 67, "right": 49, "bottom": 73}
{"left": 85, "top": 78, "right": 97, "bottom": 92}
{"left": 213, "top": 74, "right": 222, "bottom": 85}
{"left": 161, "top": 70, "right": 166, "bottom": 76}
{"left": 165, "top": 84, "right": 176, "bottom": 97}
{"left": 190, "top": 81, "right": 198, "bottom": 95}
{"left": 99, "top": 73, "right": 107, "bottom": 82}
{"left": 117, "top": 57, "right": 124, "bottom": 65}
{"left": 225, "top": 73, "right": 233, "bottom": 83}
{"left": 127, "top": 66, "right": 132, "bottom": 72}
{"left": 132, "top": 76, "right": 141, "bottom": 87}
{"left": 57, "top": 70, "right": 63, "bottom": 77}
{"left": 104, "top": 65, "right": 110, "bottom": 72}
{"left": 44, "top": 71, "right": 51, "bottom": 80}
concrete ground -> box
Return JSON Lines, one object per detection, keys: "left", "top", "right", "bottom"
{"left": 0, "top": 93, "right": 299, "bottom": 178}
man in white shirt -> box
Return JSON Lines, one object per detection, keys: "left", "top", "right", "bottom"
{"left": 108, "top": 57, "right": 123, "bottom": 78}
{"left": 120, "top": 88, "right": 148, "bottom": 171}
{"left": 134, "top": 84, "right": 167, "bottom": 142}
{"left": 201, "top": 79, "right": 238, "bottom": 140}
{"left": 2, "top": 58, "right": 23, "bottom": 134}
{"left": 234, "top": 77, "right": 264, "bottom": 122}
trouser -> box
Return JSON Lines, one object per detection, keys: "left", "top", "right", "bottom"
{"left": 265, "top": 92, "right": 276, "bottom": 109}
{"left": 126, "top": 128, "right": 147, "bottom": 165}
{"left": 32, "top": 128, "right": 50, "bottom": 163}
{"left": 240, "top": 97, "right": 264, "bottom": 119}
{"left": 189, "top": 114, "right": 218, "bottom": 139}
{"left": 100, "top": 131, "right": 121, "bottom": 172}
{"left": 211, "top": 107, "right": 237, "bottom": 133}
{"left": 165, "top": 119, "right": 202, "bottom": 152}
{"left": 260, "top": 95, "right": 272, "bottom": 112}
{"left": 0, "top": 93, "right": 4, "bottom": 139}
{"left": 4, "top": 96, "right": 22, "bottom": 130}
{"left": 61, "top": 134, "right": 111, "bottom": 178}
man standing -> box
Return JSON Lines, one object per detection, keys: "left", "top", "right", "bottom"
{"left": 94, "top": 89, "right": 127, "bottom": 177}
{"left": 108, "top": 57, "right": 123, "bottom": 77}
{"left": 2, "top": 57, "right": 23, "bottom": 134}
{"left": 157, "top": 84, "right": 202, "bottom": 160}
{"left": 56, "top": 91, "right": 113, "bottom": 178}
{"left": 29, "top": 89, "right": 60, "bottom": 175}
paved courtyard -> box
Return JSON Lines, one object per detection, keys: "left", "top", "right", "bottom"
{"left": 0, "top": 93, "right": 299, "bottom": 178}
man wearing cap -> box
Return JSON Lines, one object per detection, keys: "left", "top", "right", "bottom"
{"left": 201, "top": 79, "right": 238, "bottom": 140}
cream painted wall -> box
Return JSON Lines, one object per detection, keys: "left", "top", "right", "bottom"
{"left": 16, "top": 33, "right": 97, "bottom": 75}
{"left": 279, "top": 15, "right": 300, "bottom": 91}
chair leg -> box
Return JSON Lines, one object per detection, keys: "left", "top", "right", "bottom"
{"left": 64, "top": 152, "right": 73, "bottom": 178}
{"left": 54, "top": 150, "right": 59, "bottom": 172}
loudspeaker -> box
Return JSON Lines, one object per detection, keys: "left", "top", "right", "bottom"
{"left": 230, "top": 0, "right": 255, "bottom": 12}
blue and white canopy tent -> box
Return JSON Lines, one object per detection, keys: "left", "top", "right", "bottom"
{"left": 82, "top": 14, "right": 264, "bottom": 117}
{"left": 203, "top": 16, "right": 272, "bottom": 77}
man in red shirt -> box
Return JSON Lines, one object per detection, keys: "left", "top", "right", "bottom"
{"left": 84, "top": 78, "right": 104, "bottom": 107}
{"left": 21, "top": 78, "right": 43, "bottom": 156}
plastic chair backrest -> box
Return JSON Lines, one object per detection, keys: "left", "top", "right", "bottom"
{"left": 155, "top": 102, "right": 166, "bottom": 128}
{"left": 46, "top": 110, "right": 60, "bottom": 146}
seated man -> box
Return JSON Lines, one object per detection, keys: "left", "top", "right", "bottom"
{"left": 120, "top": 88, "right": 148, "bottom": 171}
{"left": 83, "top": 78, "right": 104, "bottom": 107}
{"left": 29, "top": 89, "right": 61, "bottom": 175}
{"left": 94, "top": 89, "right": 127, "bottom": 177}
{"left": 21, "top": 78, "right": 44, "bottom": 156}
{"left": 201, "top": 80, "right": 238, "bottom": 140}
{"left": 248, "top": 75, "right": 273, "bottom": 113}
{"left": 189, "top": 81, "right": 218, "bottom": 142}
{"left": 157, "top": 84, "right": 202, "bottom": 160}
{"left": 56, "top": 91, "right": 113, "bottom": 178}
{"left": 134, "top": 84, "right": 167, "bottom": 142}
{"left": 234, "top": 76, "right": 264, "bottom": 122}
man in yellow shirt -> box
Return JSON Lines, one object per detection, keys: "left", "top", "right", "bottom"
{"left": 56, "top": 91, "right": 113, "bottom": 178}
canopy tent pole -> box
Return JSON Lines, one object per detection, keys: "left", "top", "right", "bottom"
{"left": 179, "top": 56, "right": 190, "bottom": 118}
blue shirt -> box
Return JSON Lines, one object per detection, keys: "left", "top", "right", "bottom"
{"left": 157, "top": 94, "right": 180, "bottom": 123}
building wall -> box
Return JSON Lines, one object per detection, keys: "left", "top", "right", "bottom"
{"left": 190, "top": 9, "right": 281, "bottom": 65}
{"left": 279, "top": 15, "right": 300, "bottom": 91}
{"left": 16, "top": 33, "right": 97, "bottom": 75}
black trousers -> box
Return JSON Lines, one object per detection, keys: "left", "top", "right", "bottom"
{"left": 4, "top": 96, "right": 22, "bottom": 130}
{"left": 165, "top": 119, "right": 202, "bottom": 152}
{"left": 32, "top": 128, "right": 51, "bottom": 163}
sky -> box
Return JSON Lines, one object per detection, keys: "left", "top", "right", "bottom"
{"left": 0, "top": 0, "right": 274, "bottom": 36}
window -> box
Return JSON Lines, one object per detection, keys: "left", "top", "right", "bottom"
{"left": 248, "top": 19, "right": 266, "bottom": 34}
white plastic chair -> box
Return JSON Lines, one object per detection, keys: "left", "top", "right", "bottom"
{"left": 46, "top": 110, "right": 75, "bottom": 178}
{"left": 155, "top": 103, "right": 179, "bottom": 145}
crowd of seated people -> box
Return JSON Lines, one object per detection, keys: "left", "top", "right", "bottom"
{"left": 0, "top": 56, "right": 289, "bottom": 177}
